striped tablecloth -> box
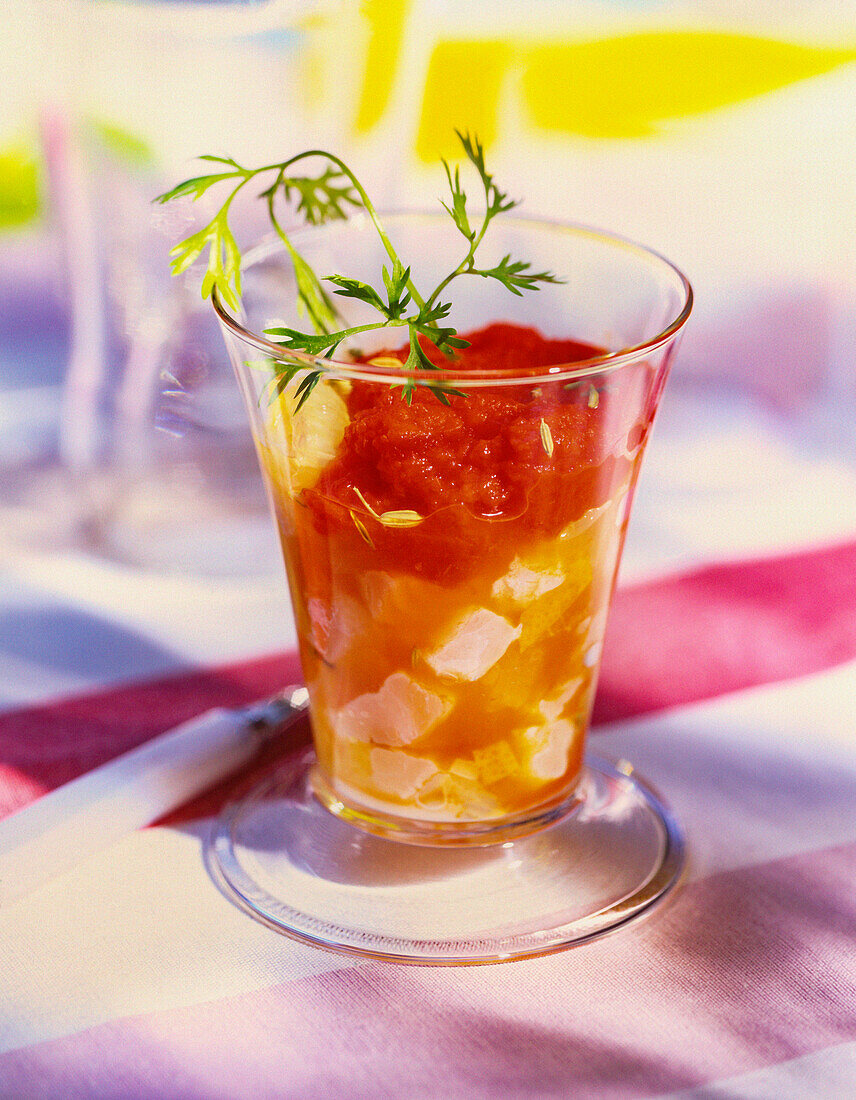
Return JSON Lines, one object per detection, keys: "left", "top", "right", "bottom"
{"left": 1, "top": 396, "right": 856, "bottom": 1099}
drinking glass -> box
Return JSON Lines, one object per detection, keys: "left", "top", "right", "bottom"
{"left": 208, "top": 213, "right": 692, "bottom": 963}
{"left": 0, "top": 0, "right": 348, "bottom": 573}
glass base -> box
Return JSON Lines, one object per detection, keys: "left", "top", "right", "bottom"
{"left": 311, "top": 763, "right": 586, "bottom": 847}
{"left": 206, "top": 747, "right": 686, "bottom": 965}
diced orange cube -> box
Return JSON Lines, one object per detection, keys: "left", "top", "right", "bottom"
{"left": 473, "top": 740, "right": 518, "bottom": 786}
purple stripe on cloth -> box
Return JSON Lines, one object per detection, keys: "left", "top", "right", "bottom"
{"left": 594, "top": 537, "right": 856, "bottom": 723}
{"left": 2, "top": 839, "right": 855, "bottom": 1099}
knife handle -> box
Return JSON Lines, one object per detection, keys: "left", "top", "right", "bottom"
{"left": 0, "top": 692, "right": 307, "bottom": 907}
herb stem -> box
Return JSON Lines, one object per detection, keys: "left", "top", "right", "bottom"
{"left": 422, "top": 143, "right": 506, "bottom": 313}
{"left": 265, "top": 180, "right": 338, "bottom": 334}
{"left": 278, "top": 150, "right": 428, "bottom": 313}
{"left": 159, "top": 132, "right": 560, "bottom": 410}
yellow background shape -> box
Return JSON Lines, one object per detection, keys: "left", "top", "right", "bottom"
{"left": 523, "top": 32, "right": 856, "bottom": 138}
{"left": 0, "top": 143, "right": 41, "bottom": 231}
{"left": 355, "top": 0, "right": 412, "bottom": 133}
{"left": 410, "top": 30, "right": 855, "bottom": 156}
{"left": 415, "top": 40, "right": 514, "bottom": 161}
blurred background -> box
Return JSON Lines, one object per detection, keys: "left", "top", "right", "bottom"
{"left": 1, "top": 0, "right": 854, "bottom": 579}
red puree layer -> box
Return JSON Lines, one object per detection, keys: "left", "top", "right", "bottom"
{"left": 301, "top": 323, "right": 646, "bottom": 584}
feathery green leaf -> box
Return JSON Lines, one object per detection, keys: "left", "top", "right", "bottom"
{"left": 158, "top": 133, "right": 562, "bottom": 413}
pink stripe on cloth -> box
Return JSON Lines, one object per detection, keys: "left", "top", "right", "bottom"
{"left": 2, "top": 838, "right": 855, "bottom": 1098}
{"left": 1, "top": 537, "right": 856, "bottom": 822}
{"left": 0, "top": 652, "right": 303, "bottom": 821}
{"left": 594, "top": 537, "right": 856, "bottom": 723}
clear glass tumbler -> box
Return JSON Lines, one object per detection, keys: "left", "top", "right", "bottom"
{"left": 210, "top": 213, "right": 692, "bottom": 962}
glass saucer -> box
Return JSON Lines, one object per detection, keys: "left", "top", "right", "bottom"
{"left": 206, "top": 747, "right": 686, "bottom": 965}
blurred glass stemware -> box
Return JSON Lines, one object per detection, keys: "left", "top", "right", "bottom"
{"left": 0, "top": 0, "right": 347, "bottom": 575}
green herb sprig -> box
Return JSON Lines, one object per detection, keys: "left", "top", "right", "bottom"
{"left": 157, "top": 131, "right": 561, "bottom": 410}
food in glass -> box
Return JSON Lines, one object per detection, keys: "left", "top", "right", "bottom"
{"left": 162, "top": 138, "right": 689, "bottom": 848}
{"left": 241, "top": 313, "right": 662, "bottom": 840}
{"left": 163, "top": 138, "right": 691, "bottom": 958}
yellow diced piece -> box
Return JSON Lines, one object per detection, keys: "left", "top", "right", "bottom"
{"left": 449, "top": 758, "right": 479, "bottom": 782}
{"left": 417, "top": 773, "right": 501, "bottom": 818}
{"left": 519, "top": 557, "right": 592, "bottom": 649}
{"left": 332, "top": 736, "right": 371, "bottom": 788}
{"left": 265, "top": 380, "right": 350, "bottom": 494}
{"left": 419, "top": 774, "right": 468, "bottom": 816}
{"left": 566, "top": 556, "right": 595, "bottom": 591}
{"left": 472, "top": 740, "right": 518, "bottom": 786}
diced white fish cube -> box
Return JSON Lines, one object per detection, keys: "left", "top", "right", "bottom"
{"left": 306, "top": 597, "right": 332, "bottom": 656}
{"left": 370, "top": 747, "right": 437, "bottom": 798}
{"left": 539, "top": 677, "right": 583, "bottom": 723}
{"left": 334, "top": 672, "right": 449, "bottom": 746}
{"left": 359, "top": 571, "right": 397, "bottom": 619}
{"left": 325, "top": 595, "right": 369, "bottom": 663}
{"left": 492, "top": 559, "right": 564, "bottom": 604}
{"left": 416, "top": 771, "right": 501, "bottom": 817}
{"left": 524, "top": 719, "right": 577, "bottom": 780}
{"left": 425, "top": 608, "right": 522, "bottom": 681}
{"left": 358, "top": 572, "right": 448, "bottom": 622}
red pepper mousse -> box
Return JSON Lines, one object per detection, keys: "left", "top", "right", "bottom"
{"left": 260, "top": 323, "right": 657, "bottom": 832}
